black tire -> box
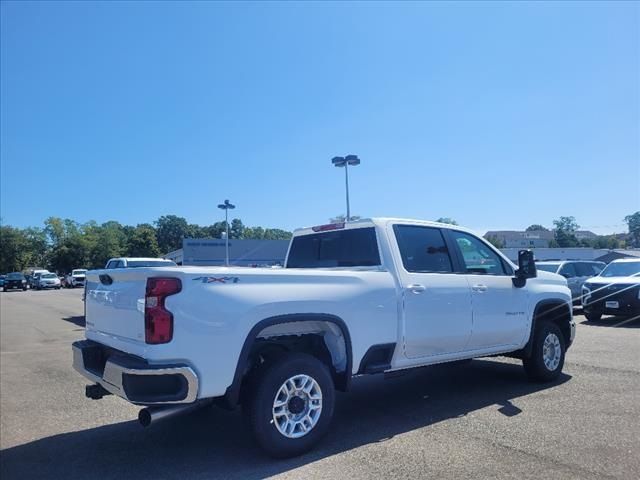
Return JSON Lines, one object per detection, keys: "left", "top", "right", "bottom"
{"left": 523, "top": 321, "right": 566, "bottom": 382}
{"left": 584, "top": 310, "right": 602, "bottom": 322}
{"left": 245, "top": 352, "right": 335, "bottom": 458}
{"left": 2, "top": 288, "right": 6, "bottom": 292}
{"left": 22, "top": 287, "right": 27, "bottom": 291}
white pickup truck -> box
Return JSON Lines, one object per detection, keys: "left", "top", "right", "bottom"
{"left": 73, "top": 218, "right": 575, "bottom": 457}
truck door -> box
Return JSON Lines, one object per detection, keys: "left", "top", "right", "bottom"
{"left": 447, "top": 230, "right": 529, "bottom": 350}
{"left": 391, "top": 224, "right": 473, "bottom": 359}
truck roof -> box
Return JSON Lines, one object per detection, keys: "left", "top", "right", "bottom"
{"left": 293, "top": 217, "right": 479, "bottom": 236}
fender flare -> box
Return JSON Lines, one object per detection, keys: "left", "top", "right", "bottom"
{"left": 222, "top": 313, "right": 353, "bottom": 408}
{"left": 523, "top": 299, "right": 571, "bottom": 357}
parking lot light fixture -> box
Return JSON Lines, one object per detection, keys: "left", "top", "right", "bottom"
{"left": 332, "top": 154, "right": 360, "bottom": 222}
{"left": 217, "top": 199, "right": 236, "bottom": 266}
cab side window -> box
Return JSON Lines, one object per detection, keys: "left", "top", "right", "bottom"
{"left": 449, "top": 231, "right": 507, "bottom": 275}
{"left": 393, "top": 225, "right": 453, "bottom": 273}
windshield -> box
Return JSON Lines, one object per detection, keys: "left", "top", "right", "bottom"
{"left": 7, "top": 273, "right": 24, "bottom": 280}
{"left": 127, "top": 260, "right": 176, "bottom": 268}
{"left": 600, "top": 261, "right": 640, "bottom": 278}
{"left": 536, "top": 263, "right": 561, "bottom": 273}
{"left": 42, "top": 273, "right": 57, "bottom": 279}
{"left": 72, "top": 270, "right": 87, "bottom": 275}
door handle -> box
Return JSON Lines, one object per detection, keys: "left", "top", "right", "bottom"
{"left": 472, "top": 284, "right": 488, "bottom": 292}
{"left": 407, "top": 284, "right": 426, "bottom": 294}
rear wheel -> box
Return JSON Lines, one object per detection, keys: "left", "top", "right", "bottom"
{"left": 523, "top": 321, "right": 566, "bottom": 382}
{"left": 245, "top": 352, "right": 335, "bottom": 458}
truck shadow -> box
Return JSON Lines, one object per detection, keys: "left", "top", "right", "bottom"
{"left": 61, "top": 315, "right": 85, "bottom": 327}
{"left": 0, "top": 359, "right": 570, "bottom": 480}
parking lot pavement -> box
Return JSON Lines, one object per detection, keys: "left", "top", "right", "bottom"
{"left": 1, "top": 290, "right": 638, "bottom": 480}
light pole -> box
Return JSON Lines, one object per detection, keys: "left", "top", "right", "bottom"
{"left": 331, "top": 154, "right": 360, "bottom": 221}
{"left": 217, "top": 199, "right": 235, "bottom": 266}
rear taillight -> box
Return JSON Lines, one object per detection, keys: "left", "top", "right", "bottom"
{"left": 145, "top": 277, "right": 181, "bottom": 344}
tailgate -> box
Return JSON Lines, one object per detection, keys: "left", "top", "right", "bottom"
{"left": 85, "top": 268, "right": 159, "bottom": 344}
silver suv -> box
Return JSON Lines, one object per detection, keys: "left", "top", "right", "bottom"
{"left": 536, "top": 260, "right": 605, "bottom": 304}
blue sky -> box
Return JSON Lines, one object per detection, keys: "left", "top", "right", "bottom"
{"left": 1, "top": 1, "right": 638, "bottom": 235}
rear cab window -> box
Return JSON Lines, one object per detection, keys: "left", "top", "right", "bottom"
{"left": 286, "top": 227, "right": 381, "bottom": 268}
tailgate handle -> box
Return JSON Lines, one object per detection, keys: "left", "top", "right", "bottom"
{"left": 99, "top": 274, "right": 113, "bottom": 286}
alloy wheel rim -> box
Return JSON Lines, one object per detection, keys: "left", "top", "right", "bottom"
{"left": 272, "top": 374, "right": 323, "bottom": 439}
{"left": 542, "top": 333, "right": 561, "bottom": 371}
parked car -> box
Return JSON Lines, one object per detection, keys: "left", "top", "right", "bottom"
{"left": 74, "top": 218, "right": 575, "bottom": 458}
{"left": 29, "top": 269, "right": 50, "bottom": 289}
{"left": 65, "top": 269, "right": 88, "bottom": 288}
{"left": 104, "top": 257, "right": 177, "bottom": 268}
{"left": 536, "top": 260, "right": 605, "bottom": 304}
{"left": 3, "top": 272, "right": 27, "bottom": 291}
{"left": 582, "top": 258, "right": 640, "bottom": 322}
{"left": 36, "top": 272, "right": 61, "bottom": 290}
{"left": 0, "top": 275, "right": 5, "bottom": 288}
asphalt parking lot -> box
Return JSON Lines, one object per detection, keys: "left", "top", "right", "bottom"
{"left": 1, "top": 289, "right": 638, "bottom": 480}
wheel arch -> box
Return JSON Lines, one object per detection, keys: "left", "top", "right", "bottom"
{"left": 222, "top": 313, "right": 353, "bottom": 408}
{"left": 523, "top": 299, "right": 572, "bottom": 357}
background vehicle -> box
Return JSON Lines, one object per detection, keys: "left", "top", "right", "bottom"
{"left": 29, "top": 269, "right": 50, "bottom": 289}
{"left": 36, "top": 272, "right": 61, "bottom": 290}
{"left": 65, "top": 269, "right": 87, "bottom": 288}
{"left": 104, "top": 257, "right": 177, "bottom": 268}
{"left": 582, "top": 258, "right": 640, "bottom": 322}
{"left": 536, "top": 260, "right": 605, "bottom": 304}
{"left": 3, "top": 272, "right": 27, "bottom": 291}
{"left": 74, "top": 218, "right": 574, "bottom": 458}
{"left": 0, "top": 275, "right": 5, "bottom": 288}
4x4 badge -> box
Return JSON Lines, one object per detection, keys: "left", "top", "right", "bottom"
{"left": 192, "top": 276, "right": 239, "bottom": 284}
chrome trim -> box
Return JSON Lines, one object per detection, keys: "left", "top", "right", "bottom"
{"left": 72, "top": 343, "right": 198, "bottom": 405}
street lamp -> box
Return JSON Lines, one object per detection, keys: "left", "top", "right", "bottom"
{"left": 331, "top": 154, "right": 360, "bottom": 221}
{"left": 217, "top": 199, "right": 235, "bottom": 266}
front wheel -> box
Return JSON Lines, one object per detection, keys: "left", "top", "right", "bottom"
{"left": 245, "top": 352, "right": 335, "bottom": 458}
{"left": 523, "top": 321, "right": 566, "bottom": 382}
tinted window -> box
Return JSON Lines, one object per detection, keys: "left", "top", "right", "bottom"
{"left": 590, "top": 262, "right": 605, "bottom": 275}
{"left": 559, "top": 263, "right": 577, "bottom": 278}
{"left": 127, "top": 260, "right": 177, "bottom": 268}
{"left": 450, "top": 231, "right": 506, "bottom": 275}
{"left": 7, "top": 273, "right": 24, "bottom": 280}
{"left": 393, "top": 225, "right": 453, "bottom": 273}
{"left": 575, "top": 263, "right": 596, "bottom": 277}
{"left": 106, "top": 261, "right": 117, "bottom": 269}
{"left": 287, "top": 227, "right": 381, "bottom": 268}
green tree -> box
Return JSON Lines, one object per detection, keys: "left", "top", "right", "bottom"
{"left": 230, "top": 218, "right": 245, "bottom": 239}
{"left": 625, "top": 211, "right": 640, "bottom": 248}
{"left": 553, "top": 216, "right": 579, "bottom": 247}
{"left": 155, "top": 215, "right": 190, "bottom": 253}
{"left": 526, "top": 224, "right": 548, "bottom": 231}
{"left": 0, "top": 226, "right": 31, "bottom": 272}
{"left": 263, "top": 228, "right": 293, "bottom": 240}
{"left": 244, "top": 226, "right": 265, "bottom": 239}
{"left": 436, "top": 217, "right": 458, "bottom": 225}
{"left": 128, "top": 224, "right": 161, "bottom": 257}
{"left": 87, "top": 221, "right": 127, "bottom": 268}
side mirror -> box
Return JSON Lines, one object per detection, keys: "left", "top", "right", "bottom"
{"left": 513, "top": 250, "right": 537, "bottom": 288}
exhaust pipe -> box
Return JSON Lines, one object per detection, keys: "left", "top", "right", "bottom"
{"left": 138, "top": 400, "right": 213, "bottom": 427}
